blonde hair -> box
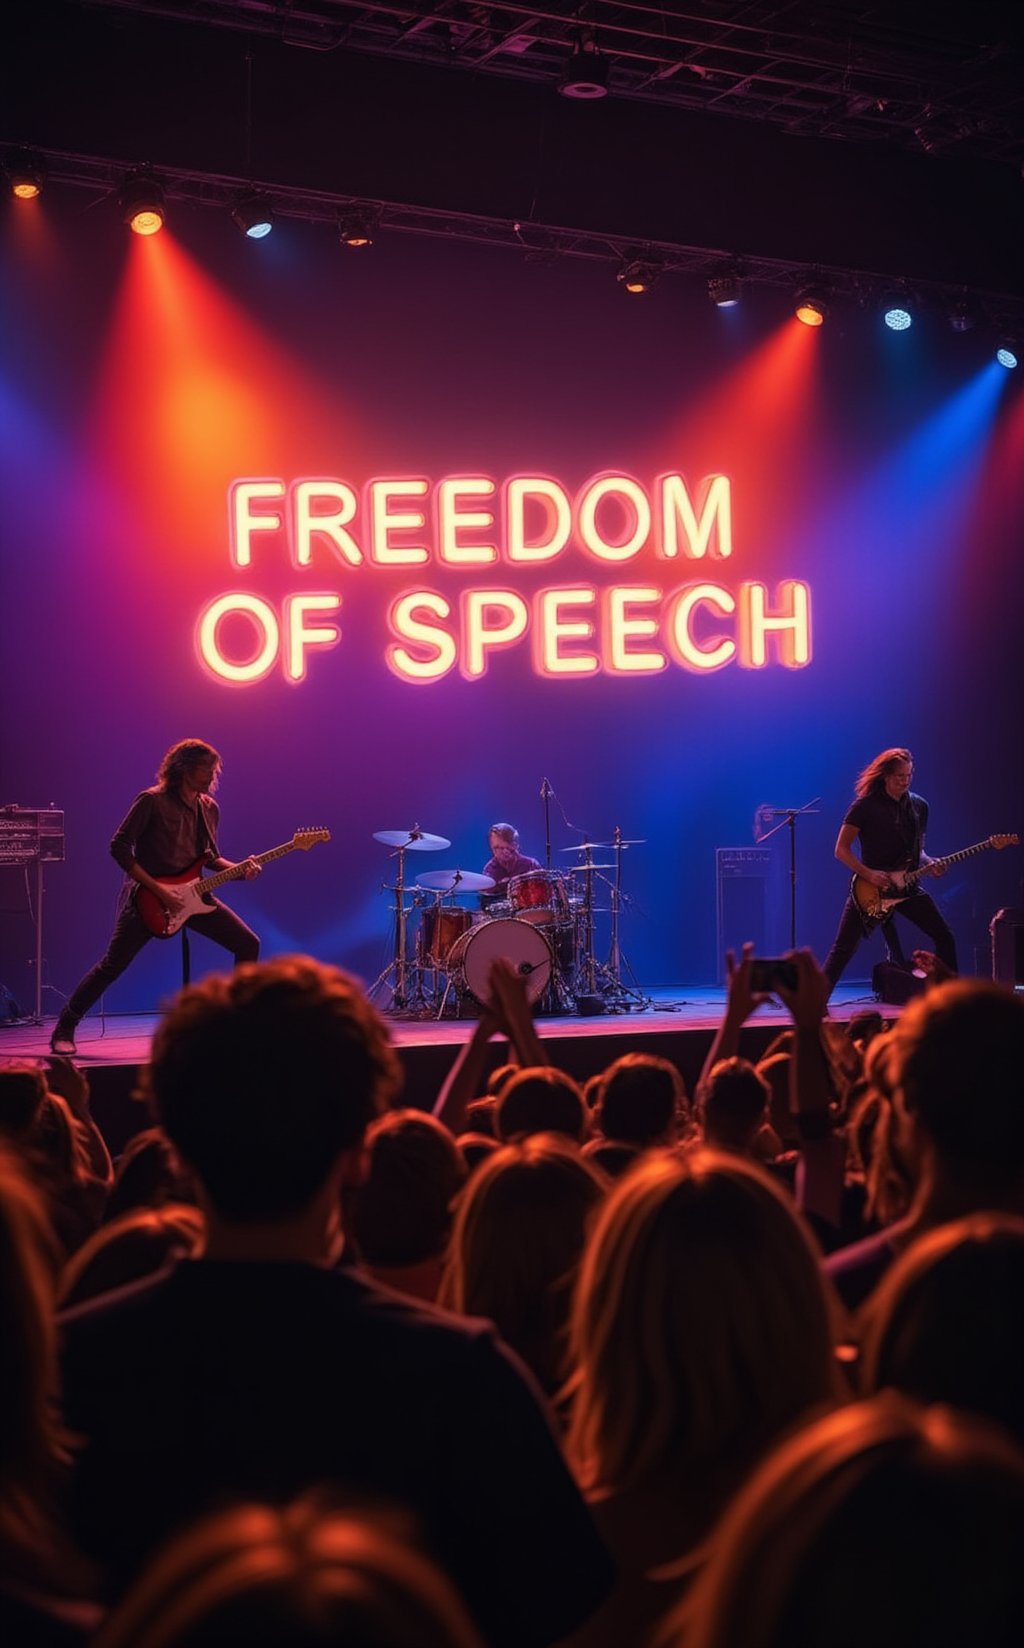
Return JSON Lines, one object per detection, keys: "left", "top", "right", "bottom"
{"left": 566, "top": 1150, "right": 836, "bottom": 1497}
{"left": 441, "top": 1133, "right": 606, "bottom": 1393}
{"left": 96, "top": 1494, "right": 484, "bottom": 1648}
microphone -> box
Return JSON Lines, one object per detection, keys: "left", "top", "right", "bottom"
{"left": 540, "top": 777, "right": 552, "bottom": 799}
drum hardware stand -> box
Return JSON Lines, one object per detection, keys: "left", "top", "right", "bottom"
{"left": 367, "top": 844, "right": 417, "bottom": 1013}
{"left": 569, "top": 846, "right": 606, "bottom": 1013}
{"left": 368, "top": 826, "right": 452, "bottom": 1016}
{"left": 755, "top": 798, "right": 821, "bottom": 949}
{"left": 595, "top": 827, "right": 653, "bottom": 1011}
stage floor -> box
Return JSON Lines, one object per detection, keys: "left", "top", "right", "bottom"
{"left": 2, "top": 983, "right": 892, "bottom": 1153}
{"left": 1, "top": 982, "right": 884, "bottom": 1068}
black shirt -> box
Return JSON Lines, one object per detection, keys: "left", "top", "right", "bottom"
{"left": 844, "top": 788, "right": 928, "bottom": 873}
{"left": 60, "top": 1260, "right": 612, "bottom": 1645}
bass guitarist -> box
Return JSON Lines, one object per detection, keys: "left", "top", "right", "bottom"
{"left": 51, "top": 739, "right": 260, "bottom": 1055}
{"left": 822, "top": 747, "right": 957, "bottom": 994}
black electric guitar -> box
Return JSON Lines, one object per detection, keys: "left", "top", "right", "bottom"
{"left": 852, "top": 833, "right": 1018, "bottom": 926}
{"left": 137, "top": 828, "right": 330, "bottom": 938}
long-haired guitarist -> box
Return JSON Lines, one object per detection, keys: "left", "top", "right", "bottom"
{"left": 822, "top": 747, "right": 957, "bottom": 994}
{"left": 50, "top": 739, "right": 260, "bottom": 1055}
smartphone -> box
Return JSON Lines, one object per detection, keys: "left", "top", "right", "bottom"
{"left": 749, "top": 957, "right": 798, "bottom": 993}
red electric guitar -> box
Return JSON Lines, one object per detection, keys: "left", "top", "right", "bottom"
{"left": 136, "top": 828, "right": 331, "bottom": 938}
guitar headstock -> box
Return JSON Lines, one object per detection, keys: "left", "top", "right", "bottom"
{"left": 293, "top": 828, "right": 331, "bottom": 850}
{"left": 990, "top": 834, "right": 1020, "bottom": 850}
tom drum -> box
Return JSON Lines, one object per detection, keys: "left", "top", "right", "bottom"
{"left": 419, "top": 905, "right": 473, "bottom": 968}
{"left": 507, "top": 869, "right": 570, "bottom": 927}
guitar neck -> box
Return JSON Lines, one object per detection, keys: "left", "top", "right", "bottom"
{"left": 907, "top": 840, "right": 992, "bottom": 886}
{"left": 200, "top": 841, "right": 298, "bottom": 894}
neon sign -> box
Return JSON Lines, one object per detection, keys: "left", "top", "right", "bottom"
{"left": 198, "top": 471, "right": 812, "bottom": 684}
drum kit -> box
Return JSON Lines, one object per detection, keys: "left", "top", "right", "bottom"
{"left": 368, "top": 823, "right": 651, "bottom": 1017}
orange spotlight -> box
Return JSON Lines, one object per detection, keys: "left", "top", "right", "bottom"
{"left": 7, "top": 152, "right": 44, "bottom": 199}
{"left": 794, "top": 287, "right": 828, "bottom": 327}
{"left": 121, "top": 173, "right": 165, "bottom": 236}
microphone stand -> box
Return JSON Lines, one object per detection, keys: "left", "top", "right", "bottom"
{"left": 755, "top": 798, "right": 821, "bottom": 950}
{"left": 540, "top": 778, "right": 553, "bottom": 869}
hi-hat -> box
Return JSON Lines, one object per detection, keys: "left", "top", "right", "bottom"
{"left": 567, "top": 863, "right": 615, "bottom": 872}
{"left": 373, "top": 828, "right": 451, "bottom": 851}
{"left": 416, "top": 869, "right": 496, "bottom": 892}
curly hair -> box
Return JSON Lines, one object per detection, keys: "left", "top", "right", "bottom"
{"left": 143, "top": 956, "right": 402, "bottom": 1222}
{"left": 157, "top": 739, "right": 221, "bottom": 793}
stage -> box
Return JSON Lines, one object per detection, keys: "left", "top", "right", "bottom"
{"left": 2, "top": 983, "right": 886, "bottom": 1155}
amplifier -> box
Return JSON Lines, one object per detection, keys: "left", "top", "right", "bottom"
{"left": 0, "top": 806, "right": 65, "bottom": 864}
{"left": 715, "top": 847, "right": 783, "bottom": 979}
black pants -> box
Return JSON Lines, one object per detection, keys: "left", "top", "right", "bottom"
{"left": 59, "top": 891, "right": 260, "bottom": 1027}
{"left": 823, "top": 889, "right": 957, "bottom": 992}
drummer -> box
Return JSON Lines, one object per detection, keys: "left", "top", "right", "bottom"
{"left": 481, "top": 822, "right": 541, "bottom": 910}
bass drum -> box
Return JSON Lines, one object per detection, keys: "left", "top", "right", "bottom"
{"left": 447, "top": 918, "right": 553, "bottom": 1006}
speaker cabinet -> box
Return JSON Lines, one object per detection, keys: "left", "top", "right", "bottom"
{"left": 872, "top": 962, "right": 927, "bottom": 1005}
{"left": 991, "top": 908, "right": 1024, "bottom": 988}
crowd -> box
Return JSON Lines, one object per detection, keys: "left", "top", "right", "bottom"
{"left": 1, "top": 945, "right": 1022, "bottom": 1646}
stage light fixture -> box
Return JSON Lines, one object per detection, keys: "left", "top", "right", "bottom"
{"left": 617, "top": 259, "right": 657, "bottom": 295}
{"left": 558, "top": 41, "right": 609, "bottom": 99}
{"left": 7, "top": 152, "right": 44, "bottom": 199}
{"left": 948, "top": 300, "right": 976, "bottom": 333}
{"left": 882, "top": 293, "right": 913, "bottom": 331}
{"left": 996, "top": 341, "right": 1019, "bottom": 370}
{"left": 708, "top": 275, "right": 740, "bottom": 308}
{"left": 794, "top": 287, "right": 828, "bottom": 327}
{"left": 121, "top": 173, "right": 165, "bottom": 236}
{"left": 232, "top": 193, "right": 273, "bottom": 239}
{"left": 338, "top": 209, "right": 375, "bottom": 248}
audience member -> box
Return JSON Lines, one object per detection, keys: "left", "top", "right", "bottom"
{"left": 660, "top": 1393, "right": 1024, "bottom": 1648}
{"left": 441, "top": 1132, "right": 607, "bottom": 1399}
{"left": 59, "top": 956, "right": 613, "bottom": 1646}
{"left": 59, "top": 1203, "right": 204, "bottom": 1310}
{"left": 347, "top": 1109, "right": 467, "bottom": 1304}
{"left": 860, "top": 1212, "right": 1024, "bottom": 1446}
{"left": 562, "top": 1149, "right": 839, "bottom": 1645}
{"left": 432, "top": 960, "right": 548, "bottom": 1135}
{"left": 0, "top": 1058, "right": 111, "bottom": 1257}
{"left": 0, "top": 1144, "right": 98, "bottom": 1642}
{"left": 591, "top": 1053, "right": 689, "bottom": 1151}
{"left": 101, "top": 1128, "right": 196, "bottom": 1224}
{"left": 695, "top": 1057, "right": 777, "bottom": 1159}
{"left": 496, "top": 1066, "right": 588, "bottom": 1142}
{"left": 95, "top": 1494, "right": 485, "bottom": 1648}
{"left": 825, "top": 978, "right": 1024, "bottom": 1310}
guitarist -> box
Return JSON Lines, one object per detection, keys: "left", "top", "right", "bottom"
{"left": 822, "top": 747, "right": 957, "bottom": 994}
{"left": 51, "top": 739, "right": 260, "bottom": 1055}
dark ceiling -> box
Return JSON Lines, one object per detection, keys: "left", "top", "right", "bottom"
{"left": 81, "top": 0, "right": 1024, "bottom": 166}
{"left": 3, "top": 1, "right": 1022, "bottom": 320}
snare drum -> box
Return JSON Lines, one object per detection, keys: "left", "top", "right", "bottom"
{"left": 418, "top": 905, "right": 473, "bottom": 968}
{"left": 447, "top": 918, "right": 553, "bottom": 1006}
{"left": 507, "top": 869, "right": 570, "bottom": 927}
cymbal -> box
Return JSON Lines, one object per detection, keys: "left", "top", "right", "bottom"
{"left": 416, "top": 869, "right": 496, "bottom": 892}
{"left": 567, "top": 863, "right": 615, "bottom": 872}
{"left": 373, "top": 828, "right": 451, "bottom": 851}
{"left": 559, "top": 840, "right": 645, "bottom": 850}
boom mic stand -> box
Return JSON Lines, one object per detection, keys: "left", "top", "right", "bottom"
{"left": 755, "top": 798, "right": 820, "bottom": 950}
